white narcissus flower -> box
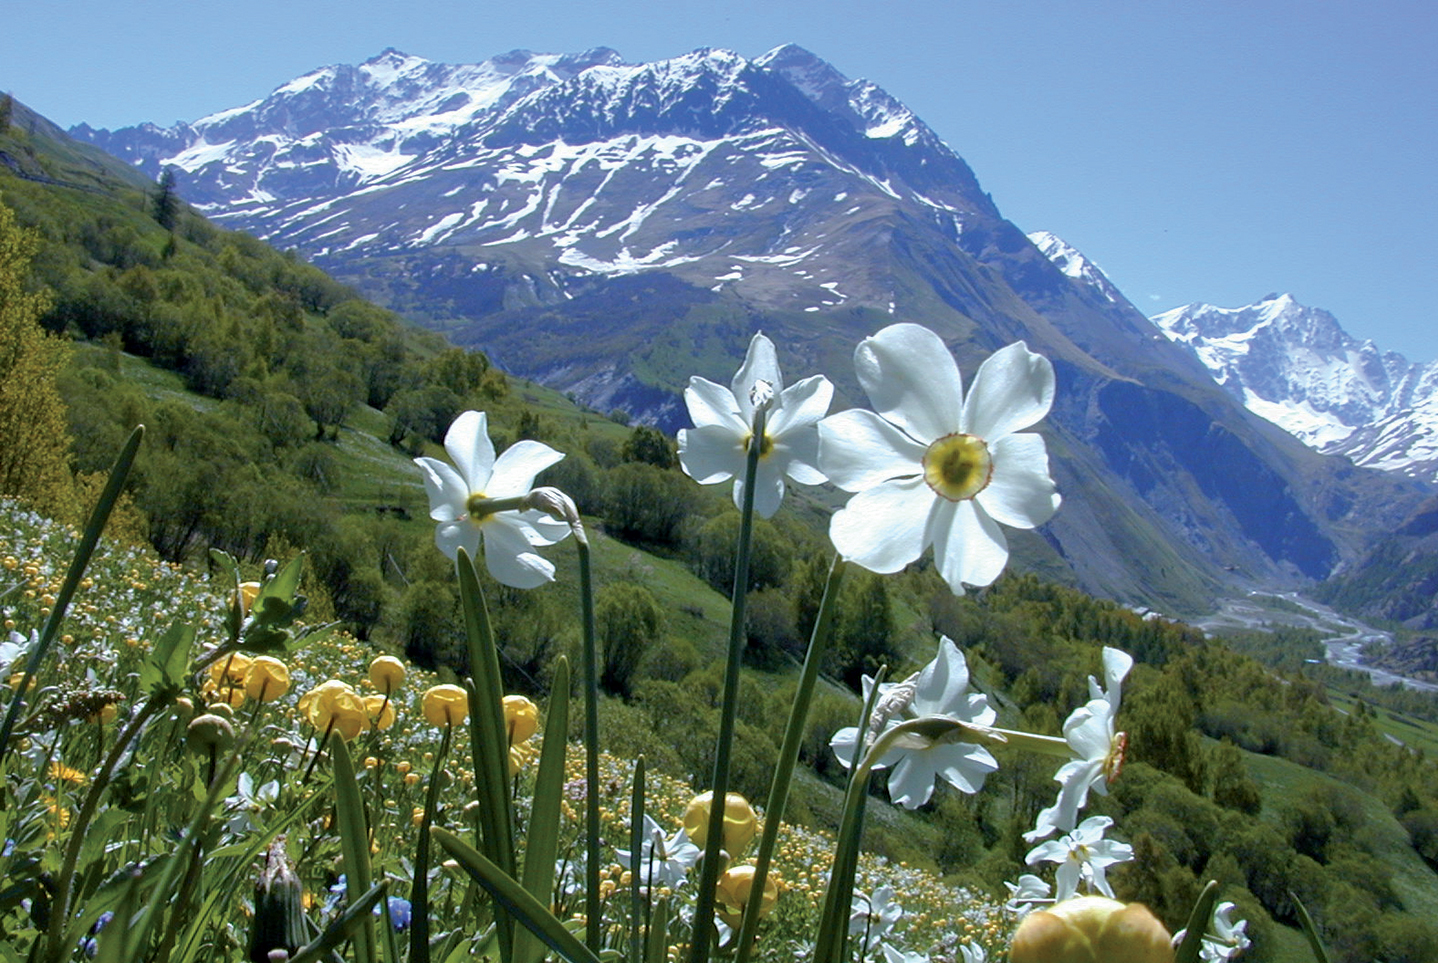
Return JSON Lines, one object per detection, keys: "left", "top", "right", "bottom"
{"left": 1025, "top": 815, "right": 1133, "bottom": 901}
{"left": 1003, "top": 874, "right": 1052, "bottom": 915}
{"left": 829, "top": 636, "right": 998, "bottom": 808}
{"left": 849, "top": 885, "right": 903, "bottom": 951}
{"left": 818, "top": 324, "right": 1060, "bottom": 594}
{"left": 615, "top": 814, "right": 700, "bottom": 890}
{"left": 414, "top": 410, "right": 571, "bottom": 588}
{"left": 1025, "top": 646, "right": 1133, "bottom": 842}
{"left": 677, "top": 332, "right": 833, "bottom": 518}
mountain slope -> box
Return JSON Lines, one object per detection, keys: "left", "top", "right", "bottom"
{"left": 72, "top": 46, "right": 1433, "bottom": 611}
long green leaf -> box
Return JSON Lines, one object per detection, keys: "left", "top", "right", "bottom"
{"left": 332, "top": 739, "right": 378, "bottom": 963}
{"left": 1290, "top": 891, "right": 1332, "bottom": 963}
{"left": 575, "top": 534, "right": 601, "bottom": 952}
{"left": 644, "top": 897, "right": 670, "bottom": 963}
{"left": 1174, "top": 880, "right": 1220, "bottom": 963}
{"left": 736, "top": 557, "right": 845, "bottom": 963}
{"left": 0, "top": 424, "right": 143, "bottom": 770}
{"left": 813, "top": 666, "right": 888, "bottom": 963}
{"left": 456, "top": 547, "right": 516, "bottom": 961}
{"left": 410, "top": 723, "right": 453, "bottom": 963}
{"left": 433, "top": 827, "right": 603, "bottom": 963}
{"left": 689, "top": 406, "right": 765, "bottom": 963}
{"left": 288, "top": 882, "right": 388, "bottom": 963}
{"left": 515, "top": 657, "right": 570, "bottom": 963}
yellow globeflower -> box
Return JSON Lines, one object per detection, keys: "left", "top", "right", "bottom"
{"left": 502, "top": 694, "right": 540, "bottom": 744}
{"left": 245, "top": 656, "right": 291, "bottom": 703}
{"left": 1010, "top": 896, "right": 1173, "bottom": 963}
{"left": 209, "top": 651, "right": 253, "bottom": 687}
{"left": 422, "top": 684, "right": 469, "bottom": 727}
{"left": 369, "top": 655, "right": 406, "bottom": 695}
{"left": 714, "top": 865, "right": 778, "bottom": 928}
{"left": 300, "top": 680, "right": 367, "bottom": 742}
{"left": 237, "top": 581, "right": 262, "bottom": 615}
{"left": 364, "top": 694, "right": 397, "bottom": 730}
{"left": 684, "top": 791, "right": 759, "bottom": 856}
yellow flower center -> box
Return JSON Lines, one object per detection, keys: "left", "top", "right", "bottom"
{"left": 465, "top": 492, "right": 491, "bottom": 519}
{"left": 922, "top": 433, "right": 992, "bottom": 501}
{"left": 742, "top": 431, "right": 775, "bottom": 459}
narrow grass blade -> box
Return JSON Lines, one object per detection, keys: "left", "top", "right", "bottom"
{"left": 433, "top": 827, "right": 603, "bottom": 963}
{"left": 332, "top": 738, "right": 378, "bottom": 963}
{"left": 1174, "top": 880, "right": 1220, "bottom": 963}
{"left": 515, "top": 657, "right": 570, "bottom": 963}
{"left": 628, "top": 756, "right": 645, "bottom": 963}
{"left": 0, "top": 424, "right": 143, "bottom": 769}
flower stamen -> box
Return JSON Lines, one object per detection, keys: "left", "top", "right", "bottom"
{"left": 1103, "top": 731, "right": 1127, "bottom": 783}
{"left": 922, "top": 433, "right": 993, "bottom": 501}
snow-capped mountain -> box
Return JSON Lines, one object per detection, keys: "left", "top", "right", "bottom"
{"left": 1027, "top": 231, "right": 1124, "bottom": 305}
{"left": 1151, "top": 295, "right": 1438, "bottom": 481}
{"left": 72, "top": 45, "right": 1433, "bottom": 606}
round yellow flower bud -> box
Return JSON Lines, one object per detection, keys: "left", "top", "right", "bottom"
{"left": 369, "top": 655, "right": 406, "bottom": 695}
{"left": 714, "top": 865, "right": 778, "bottom": 928}
{"left": 422, "top": 684, "right": 469, "bottom": 727}
{"left": 502, "top": 694, "right": 540, "bottom": 745}
{"left": 1010, "top": 896, "right": 1174, "bottom": 963}
{"left": 364, "top": 694, "right": 396, "bottom": 730}
{"left": 244, "top": 656, "right": 291, "bottom": 703}
{"left": 684, "top": 791, "right": 759, "bottom": 856}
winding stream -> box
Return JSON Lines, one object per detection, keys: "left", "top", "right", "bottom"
{"left": 1195, "top": 592, "right": 1438, "bottom": 694}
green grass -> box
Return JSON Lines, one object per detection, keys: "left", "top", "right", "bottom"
{"left": 1325, "top": 689, "right": 1438, "bottom": 757}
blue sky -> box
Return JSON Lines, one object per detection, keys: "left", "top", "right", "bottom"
{"left": 8, "top": 0, "right": 1436, "bottom": 360}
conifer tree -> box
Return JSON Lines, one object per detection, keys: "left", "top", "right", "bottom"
{"left": 0, "top": 198, "right": 73, "bottom": 515}
{"left": 152, "top": 169, "right": 180, "bottom": 230}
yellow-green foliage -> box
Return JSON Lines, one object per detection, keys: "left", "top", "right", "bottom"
{"left": 0, "top": 197, "right": 72, "bottom": 516}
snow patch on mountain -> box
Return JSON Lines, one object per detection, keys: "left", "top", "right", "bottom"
{"left": 1152, "top": 294, "right": 1438, "bottom": 480}
{"left": 1028, "top": 231, "right": 1123, "bottom": 303}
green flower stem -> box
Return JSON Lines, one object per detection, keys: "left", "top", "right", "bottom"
{"left": 734, "top": 556, "right": 846, "bottom": 963}
{"left": 0, "top": 425, "right": 143, "bottom": 774}
{"left": 465, "top": 495, "right": 529, "bottom": 517}
{"left": 457, "top": 547, "right": 516, "bottom": 963}
{"left": 575, "top": 526, "right": 602, "bottom": 952}
{"left": 689, "top": 406, "right": 766, "bottom": 963}
{"left": 410, "top": 722, "right": 453, "bottom": 963}
{"left": 813, "top": 668, "right": 888, "bottom": 963}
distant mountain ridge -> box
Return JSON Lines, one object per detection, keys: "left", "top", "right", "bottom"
{"left": 1150, "top": 295, "right": 1438, "bottom": 482}
{"left": 68, "top": 45, "right": 1434, "bottom": 611}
